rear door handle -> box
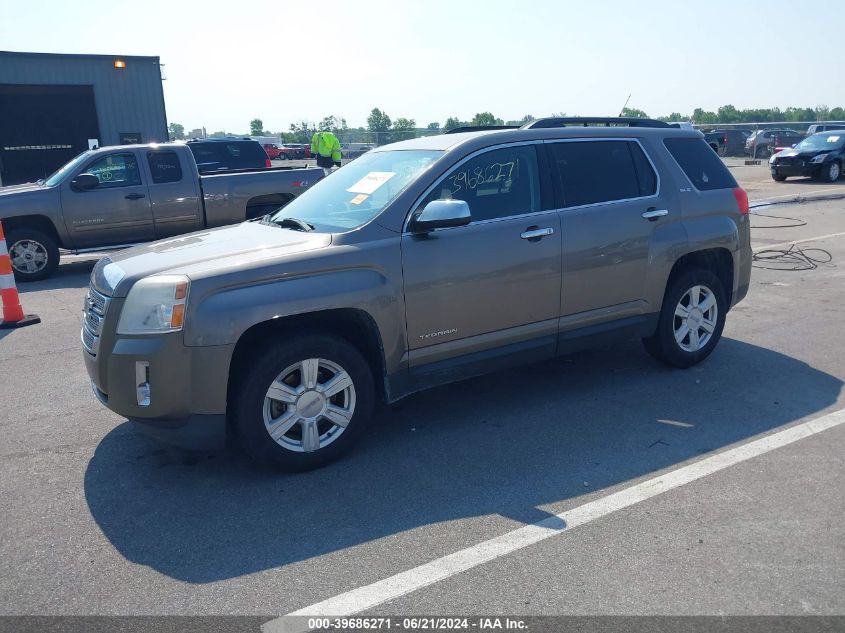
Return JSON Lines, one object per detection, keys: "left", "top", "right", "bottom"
{"left": 642, "top": 208, "right": 668, "bottom": 220}
{"left": 520, "top": 227, "right": 554, "bottom": 240}
{"left": 125, "top": 193, "right": 146, "bottom": 200}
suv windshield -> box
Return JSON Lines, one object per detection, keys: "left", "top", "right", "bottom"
{"left": 270, "top": 150, "right": 442, "bottom": 232}
{"left": 795, "top": 134, "right": 845, "bottom": 151}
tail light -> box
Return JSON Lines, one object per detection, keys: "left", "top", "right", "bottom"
{"left": 732, "top": 187, "right": 749, "bottom": 215}
{"left": 265, "top": 158, "right": 272, "bottom": 168}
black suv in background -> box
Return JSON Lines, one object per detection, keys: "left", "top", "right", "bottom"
{"left": 703, "top": 129, "right": 748, "bottom": 156}
{"left": 185, "top": 138, "right": 271, "bottom": 173}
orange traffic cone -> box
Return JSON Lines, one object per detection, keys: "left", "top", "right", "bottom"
{"left": 0, "top": 221, "right": 41, "bottom": 329}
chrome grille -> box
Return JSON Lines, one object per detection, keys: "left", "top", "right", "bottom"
{"left": 85, "top": 309, "right": 103, "bottom": 335}
{"left": 81, "top": 287, "right": 110, "bottom": 356}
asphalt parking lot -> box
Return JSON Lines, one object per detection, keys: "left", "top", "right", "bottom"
{"left": 1, "top": 162, "right": 844, "bottom": 619}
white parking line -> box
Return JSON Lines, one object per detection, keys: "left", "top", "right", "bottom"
{"left": 263, "top": 406, "right": 845, "bottom": 632}
{"left": 752, "top": 230, "right": 845, "bottom": 253}
{"left": 750, "top": 186, "right": 845, "bottom": 203}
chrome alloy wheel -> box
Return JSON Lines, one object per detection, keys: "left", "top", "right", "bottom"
{"left": 673, "top": 285, "right": 718, "bottom": 353}
{"left": 9, "top": 239, "right": 48, "bottom": 274}
{"left": 262, "top": 358, "right": 356, "bottom": 453}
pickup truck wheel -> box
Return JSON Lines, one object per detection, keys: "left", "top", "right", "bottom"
{"left": 642, "top": 269, "right": 727, "bottom": 369}
{"left": 772, "top": 173, "right": 787, "bottom": 182}
{"left": 6, "top": 228, "right": 59, "bottom": 282}
{"left": 820, "top": 161, "right": 841, "bottom": 183}
{"left": 232, "top": 334, "right": 374, "bottom": 471}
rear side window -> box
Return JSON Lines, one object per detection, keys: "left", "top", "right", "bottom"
{"left": 421, "top": 145, "right": 540, "bottom": 222}
{"left": 187, "top": 141, "right": 267, "bottom": 171}
{"left": 629, "top": 142, "right": 657, "bottom": 197}
{"left": 188, "top": 143, "right": 221, "bottom": 170}
{"left": 551, "top": 140, "right": 652, "bottom": 207}
{"left": 148, "top": 151, "right": 183, "bottom": 184}
{"left": 663, "top": 138, "right": 737, "bottom": 191}
{"left": 222, "top": 141, "right": 267, "bottom": 168}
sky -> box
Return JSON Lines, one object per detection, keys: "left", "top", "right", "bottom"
{"left": 2, "top": 0, "right": 844, "bottom": 133}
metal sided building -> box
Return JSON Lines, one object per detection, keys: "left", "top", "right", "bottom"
{"left": 0, "top": 51, "right": 168, "bottom": 186}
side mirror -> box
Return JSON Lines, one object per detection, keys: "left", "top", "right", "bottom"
{"left": 791, "top": 144, "right": 797, "bottom": 148}
{"left": 411, "top": 199, "right": 471, "bottom": 233}
{"left": 71, "top": 173, "right": 100, "bottom": 191}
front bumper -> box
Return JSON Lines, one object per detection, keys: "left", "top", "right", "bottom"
{"left": 771, "top": 161, "right": 821, "bottom": 178}
{"left": 83, "top": 296, "right": 234, "bottom": 449}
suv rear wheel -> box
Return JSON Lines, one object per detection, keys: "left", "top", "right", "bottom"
{"left": 231, "top": 333, "right": 374, "bottom": 471}
{"left": 6, "top": 228, "right": 60, "bottom": 282}
{"left": 642, "top": 269, "right": 727, "bottom": 368}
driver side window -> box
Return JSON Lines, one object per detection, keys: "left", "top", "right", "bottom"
{"left": 85, "top": 153, "right": 142, "bottom": 188}
{"left": 421, "top": 145, "right": 540, "bottom": 222}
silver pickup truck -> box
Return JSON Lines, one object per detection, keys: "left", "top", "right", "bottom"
{"left": 0, "top": 142, "right": 323, "bottom": 280}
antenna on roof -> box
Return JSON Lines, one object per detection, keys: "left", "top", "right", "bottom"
{"left": 619, "top": 93, "right": 631, "bottom": 117}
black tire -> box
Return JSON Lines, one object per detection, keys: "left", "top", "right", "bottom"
{"left": 754, "top": 145, "right": 769, "bottom": 158}
{"left": 6, "top": 228, "right": 60, "bottom": 282}
{"left": 642, "top": 269, "right": 727, "bottom": 369}
{"left": 772, "top": 173, "right": 787, "bottom": 182}
{"left": 231, "top": 333, "right": 375, "bottom": 471}
{"left": 819, "top": 160, "right": 841, "bottom": 183}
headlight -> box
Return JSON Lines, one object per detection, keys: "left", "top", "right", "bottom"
{"left": 811, "top": 154, "right": 828, "bottom": 163}
{"left": 117, "top": 275, "right": 190, "bottom": 334}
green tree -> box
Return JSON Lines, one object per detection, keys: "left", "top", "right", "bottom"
{"left": 288, "top": 120, "right": 315, "bottom": 143}
{"left": 367, "top": 108, "right": 392, "bottom": 144}
{"left": 662, "top": 112, "right": 686, "bottom": 122}
{"left": 691, "top": 108, "right": 718, "bottom": 124}
{"left": 250, "top": 118, "right": 265, "bottom": 136}
{"left": 318, "top": 115, "right": 349, "bottom": 136}
{"left": 471, "top": 112, "right": 503, "bottom": 126}
{"left": 443, "top": 116, "right": 462, "bottom": 131}
{"left": 392, "top": 117, "right": 416, "bottom": 141}
{"left": 620, "top": 107, "right": 649, "bottom": 118}
{"left": 168, "top": 122, "right": 185, "bottom": 140}
{"left": 426, "top": 122, "right": 441, "bottom": 131}
{"left": 829, "top": 107, "right": 845, "bottom": 120}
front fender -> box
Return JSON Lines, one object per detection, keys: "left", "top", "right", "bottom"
{"left": 183, "top": 268, "right": 404, "bottom": 371}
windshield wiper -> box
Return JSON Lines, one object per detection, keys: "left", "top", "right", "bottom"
{"left": 262, "top": 216, "right": 314, "bottom": 232}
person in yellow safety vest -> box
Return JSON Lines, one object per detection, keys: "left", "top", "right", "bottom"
{"left": 311, "top": 131, "right": 342, "bottom": 176}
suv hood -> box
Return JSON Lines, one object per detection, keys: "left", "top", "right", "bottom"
{"left": 99, "top": 221, "right": 332, "bottom": 297}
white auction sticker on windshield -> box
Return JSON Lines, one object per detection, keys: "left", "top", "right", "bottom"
{"left": 827, "top": 136, "right": 840, "bottom": 143}
{"left": 347, "top": 172, "right": 396, "bottom": 195}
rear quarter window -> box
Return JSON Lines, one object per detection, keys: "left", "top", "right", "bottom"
{"left": 663, "top": 137, "right": 737, "bottom": 191}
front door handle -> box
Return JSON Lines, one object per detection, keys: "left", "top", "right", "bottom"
{"left": 125, "top": 193, "right": 146, "bottom": 200}
{"left": 520, "top": 227, "right": 554, "bottom": 240}
{"left": 642, "top": 208, "right": 668, "bottom": 220}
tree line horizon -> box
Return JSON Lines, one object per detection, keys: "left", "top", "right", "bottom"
{"left": 168, "top": 104, "right": 845, "bottom": 144}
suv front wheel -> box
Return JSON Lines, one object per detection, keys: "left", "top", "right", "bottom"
{"left": 643, "top": 269, "right": 727, "bottom": 368}
{"left": 231, "top": 333, "right": 375, "bottom": 471}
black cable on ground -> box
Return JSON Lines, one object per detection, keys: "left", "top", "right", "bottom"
{"left": 749, "top": 211, "right": 807, "bottom": 229}
{"left": 753, "top": 243, "right": 833, "bottom": 271}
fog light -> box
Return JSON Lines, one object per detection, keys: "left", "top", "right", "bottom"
{"left": 136, "top": 361, "right": 150, "bottom": 406}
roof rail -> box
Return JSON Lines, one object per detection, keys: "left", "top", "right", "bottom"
{"left": 444, "top": 125, "right": 521, "bottom": 134}
{"left": 521, "top": 117, "right": 672, "bottom": 129}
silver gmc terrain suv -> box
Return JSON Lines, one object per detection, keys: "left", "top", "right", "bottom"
{"left": 82, "top": 117, "right": 752, "bottom": 471}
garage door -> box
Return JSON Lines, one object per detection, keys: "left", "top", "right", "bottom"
{"left": 0, "top": 84, "right": 100, "bottom": 186}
